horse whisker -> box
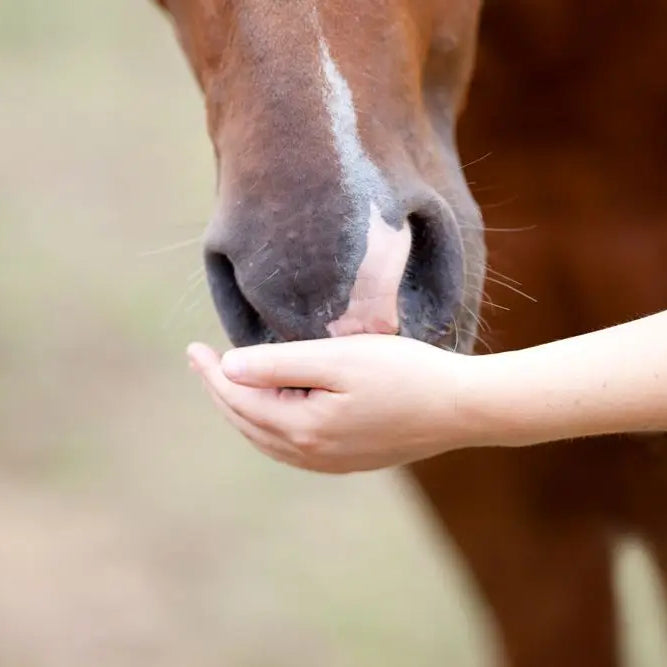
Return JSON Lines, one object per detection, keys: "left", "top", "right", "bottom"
{"left": 480, "top": 298, "right": 510, "bottom": 312}
{"left": 422, "top": 323, "right": 449, "bottom": 337}
{"left": 485, "top": 276, "right": 538, "bottom": 303}
{"left": 481, "top": 196, "right": 520, "bottom": 210}
{"left": 186, "top": 266, "right": 206, "bottom": 284}
{"left": 458, "top": 224, "right": 537, "bottom": 233}
{"left": 470, "top": 184, "right": 504, "bottom": 194}
{"left": 244, "top": 241, "right": 270, "bottom": 261}
{"left": 139, "top": 235, "right": 203, "bottom": 258}
{"left": 460, "top": 151, "right": 493, "bottom": 170}
{"left": 184, "top": 295, "right": 205, "bottom": 314}
{"left": 459, "top": 329, "right": 494, "bottom": 355}
{"left": 250, "top": 268, "right": 280, "bottom": 292}
{"left": 161, "top": 274, "right": 207, "bottom": 330}
{"left": 485, "top": 225, "right": 536, "bottom": 232}
{"left": 486, "top": 265, "right": 522, "bottom": 286}
{"left": 459, "top": 300, "right": 489, "bottom": 333}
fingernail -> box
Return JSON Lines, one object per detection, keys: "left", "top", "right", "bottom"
{"left": 222, "top": 350, "right": 246, "bottom": 380}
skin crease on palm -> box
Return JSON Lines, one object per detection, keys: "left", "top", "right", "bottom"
{"left": 187, "top": 311, "right": 667, "bottom": 474}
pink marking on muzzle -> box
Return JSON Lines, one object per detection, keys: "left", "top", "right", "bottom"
{"left": 327, "top": 202, "right": 411, "bottom": 337}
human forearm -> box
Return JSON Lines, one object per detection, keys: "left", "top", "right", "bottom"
{"left": 469, "top": 311, "right": 667, "bottom": 447}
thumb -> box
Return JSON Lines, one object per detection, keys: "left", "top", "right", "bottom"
{"left": 221, "top": 340, "right": 347, "bottom": 390}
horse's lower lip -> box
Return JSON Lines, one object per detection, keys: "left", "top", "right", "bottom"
{"left": 227, "top": 315, "right": 465, "bottom": 350}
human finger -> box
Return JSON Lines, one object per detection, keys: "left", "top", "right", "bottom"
{"left": 220, "top": 339, "right": 353, "bottom": 391}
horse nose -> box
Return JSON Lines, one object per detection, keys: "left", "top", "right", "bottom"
{"left": 203, "top": 202, "right": 412, "bottom": 346}
{"left": 326, "top": 203, "right": 410, "bottom": 337}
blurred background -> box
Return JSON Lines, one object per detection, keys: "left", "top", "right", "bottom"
{"left": 0, "top": 2, "right": 665, "bottom": 666}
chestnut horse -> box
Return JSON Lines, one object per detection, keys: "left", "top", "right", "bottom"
{"left": 155, "top": 1, "right": 667, "bottom": 665}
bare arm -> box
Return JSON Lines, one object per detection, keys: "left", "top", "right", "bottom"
{"left": 477, "top": 310, "right": 667, "bottom": 448}
{"left": 187, "top": 310, "right": 667, "bottom": 473}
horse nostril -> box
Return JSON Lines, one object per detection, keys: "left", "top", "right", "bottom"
{"left": 397, "top": 204, "right": 465, "bottom": 345}
{"left": 204, "top": 250, "right": 271, "bottom": 347}
{"left": 403, "top": 212, "right": 437, "bottom": 295}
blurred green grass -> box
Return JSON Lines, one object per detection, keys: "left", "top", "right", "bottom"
{"left": 0, "top": 2, "right": 498, "bottom": 665}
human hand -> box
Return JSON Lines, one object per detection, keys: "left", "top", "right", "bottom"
{"left": 189, "top": 311, "right": 667, "bottom": 472}
{"left": 187, "top": 335, "right": 490, "bottom": 474}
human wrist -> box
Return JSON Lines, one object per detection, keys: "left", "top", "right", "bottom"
{"left": 423, "top": 351, "right": 528, "bottom": 450}
{"left": 453, "top": 348, "right": 569, "bottom": 449}
{"left": 454, "top": 351, "right": 536, "bottom": 448}
{"left": 470, "top": 340, "right": 623, "bottom": 448}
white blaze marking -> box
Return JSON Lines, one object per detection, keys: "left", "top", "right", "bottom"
{"left": 317, "top": 29, "right": 409, "bottom": 334}
{"left": 317, "top": 35, "right": 390, "bottom": 205}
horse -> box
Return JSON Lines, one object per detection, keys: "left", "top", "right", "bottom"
{"left": 154, "top": 2, "right": 667, "bottom": 665}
